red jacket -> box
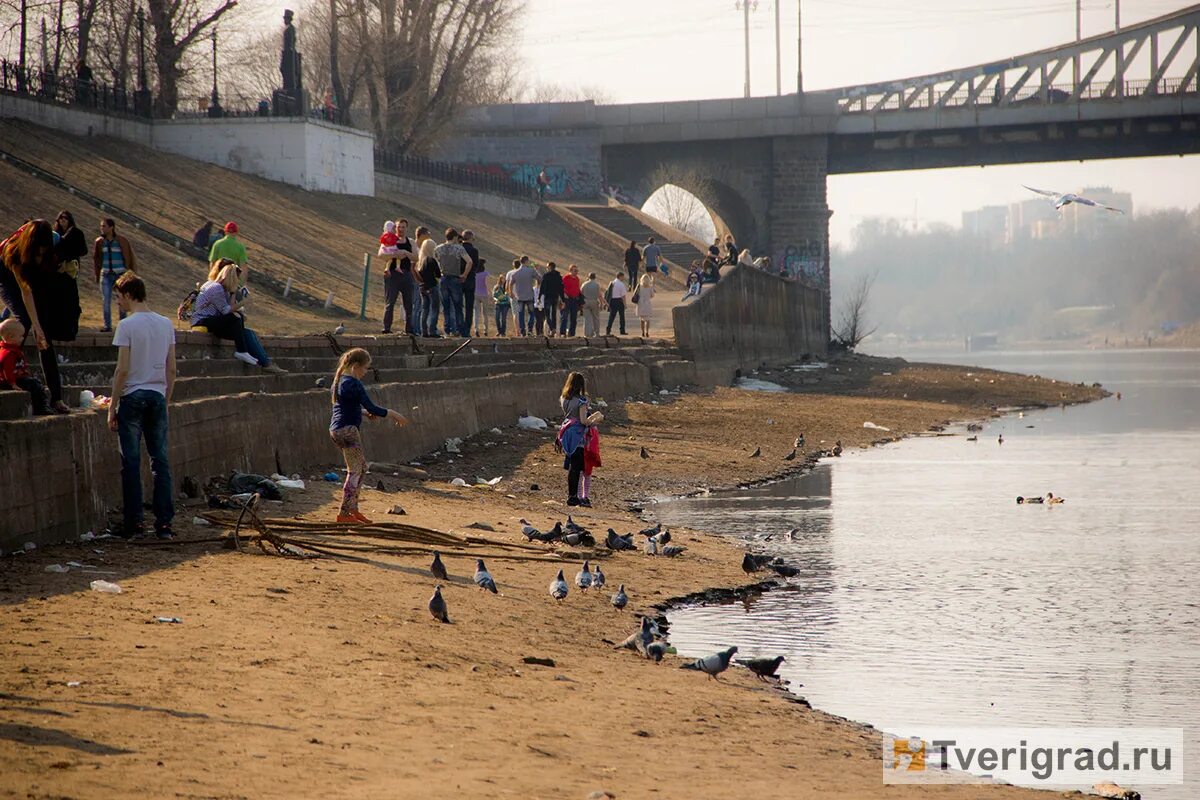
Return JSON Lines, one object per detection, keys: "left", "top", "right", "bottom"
{"left": 563, "top": 273, "right": 582, "bottom": 298}
{"left": 584, "top": 426, "right": 601, "bottom": 474}
{"left": 0, "top": 341, "right": 30, "bottom": 386}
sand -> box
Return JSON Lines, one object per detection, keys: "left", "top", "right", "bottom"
{"left": 0, "top": 356, "right": 1105, "bottom": 799}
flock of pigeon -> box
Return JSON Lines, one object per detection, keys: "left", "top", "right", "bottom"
{"left": 423, "top": 516, "right": 790, "bottom": 683}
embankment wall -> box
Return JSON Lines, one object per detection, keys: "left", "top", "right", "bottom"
{"left": 0, "top": 362, "right": 650, "bottom": 548}
{"left": 672, "top": 263, "right": 827, "bottom": 370}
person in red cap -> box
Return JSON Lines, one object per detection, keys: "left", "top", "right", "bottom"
{"left": 208, "top": 221, "right": 247, "bottom": 268}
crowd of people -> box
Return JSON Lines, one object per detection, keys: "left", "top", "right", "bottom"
{"left": 375, "top": 221, "right": 664, "bottom": 339}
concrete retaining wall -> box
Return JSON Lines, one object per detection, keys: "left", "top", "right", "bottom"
{"left": 672, "top": 263, "right": 826, "bottom": 371}
{"left": 432, "top": 127, "right": 603, "bottom": 201}
{"left": 375, "top": 171, "right": 540, "bottom": 220}
{"left": 1, "top": 95, "right": 375, "bottom": 195}
{"left": 0, "top": 362, "right": 651, "bottom": 549}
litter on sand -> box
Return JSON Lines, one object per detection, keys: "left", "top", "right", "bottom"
{"left": 89, "top": 580, "right": 122, "bottom": 594}
{"left": 517, "top": 415, "right": 548, "bottom": 430}
{"left": 323, "top": 472, "right": 340, "bottom": 482}
{"left": 192, "top": 516, "right": 211, "bottom": 527}
{"left": 444, "top": 437, "right": 463, "bottom": 453}
{"left": 475, "top": 476, "right": 503, "bottom": 486}
{"left": 44, "top": 564, "right": 70, "bottom": 573}
{"left": 863, "top": 421, "right": 891, "bottom": 431}
{"left": 152, "top": 617, "right": 183, "bottom": 624}
{"left": 449, "top": 477, "right": 470, "bottom": 487}
{"left": 735, "top": 377, "right": 789, "bottom": 393}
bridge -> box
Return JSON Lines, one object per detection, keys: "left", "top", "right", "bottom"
{"left": 434, "top": 3, "right": 1200, "bottom": 314}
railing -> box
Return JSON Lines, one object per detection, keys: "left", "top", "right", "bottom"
{"left": 374, "top": 148, "right": 536, "bottom": 201}
{"left": 1, "top": 59, "right": 149, "bottom": 117}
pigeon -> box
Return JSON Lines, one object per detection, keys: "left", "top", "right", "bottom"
{"left": 655, "top": 529, "right": 671, "bottom": 546}
{"left": 639, "top": 523, "right": 662, "bottom": 537}
{"left": 769, "top": 561, "right": 800, "bottom": 578}
{"left": 549, "top": 569, "right": 569, "bottom": 601}
{"left": 473, "top": 559, "right": 498, "bottom": 593}
{"left": 660, "top": 545, "right": 686, "bottom": 558}
{"left": 592, "top": 564, "right": 606, "bottom": 590}
{"left": 611, "top": 584, "right": 628, "bottom": 610}
{"left": 520, "top": 518, "right": 539, "bottom": 537}
{"left": 575, "top": 560, "right": 593, "bottom": 592}
{"left": 430, "top": 551, "right": 448, "bottom": 581}
{"left": 644, "top": 537, "right": 658, "bottom": 556}
{"left": 606, "top": 529, "right": 635, "bottom": 551}
{"left": 333, "top": 323, "right": 346, "bottom": 335}
{"left": 783, "top": 449, "right": 797, "bottom": 461}
{"left": 737, "top": 655, "right": 786, "bottom": 681}
{"left": 563, "top": 529, "right": 594, "bottom": 547}
{"left": 645, "top": 641, "right": 670, "bottom": 663}
{"left": 742, "top": 552, "right": 772, "bottom": 573}
{"left": 565, "top": 515, "right": 588, "bottom": 534}
{"left": 614, "top": 617, "right": 656, "bottom": 653}
{"left": 640, "top": 446, "right": 650, "bottom": 459}
{"left": 750, "top": 446, "right": 761, "bottom": 458}
{"left": 832, "top": 441, "right": 843, "bottom": 456}
{"left": 679, "top": 646, "right": 738, "bottom": 679}
{"left": 786, "top": 528, "right": 799, "bottom": 542}
{"left": 428, "top": 585, "right": 450, "bottom": 623}
{"left": 794, "top": 434, "right": 805, "bottom": 449}
{"left": 1023, "top": 185, "right": 1126, "bottom": 214}
{"left": 546, "top": 521, "right": 564, "bottom": 541}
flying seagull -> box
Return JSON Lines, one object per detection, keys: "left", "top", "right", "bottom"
{"left": 1023, "top": 185, "right": 1125, "bottom": 214}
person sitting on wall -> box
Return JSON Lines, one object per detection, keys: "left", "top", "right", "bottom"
{"left": 0, "top": 317, "right": 50, "bottom": 415}
{"left": 682, "top": 260, "right": 704, "bottom": 301}
{"left": 701, "top": 256, "right": 721, "bottom": 285}
{"left": 190, "top": 263, "right": 285, "bottom": 373}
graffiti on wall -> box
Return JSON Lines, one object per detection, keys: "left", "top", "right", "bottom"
{"left": 471, "top": 162, "right": 591, "bottom": 198}
{"left": 780, "top": 240, "right": 825, "bottom": 286}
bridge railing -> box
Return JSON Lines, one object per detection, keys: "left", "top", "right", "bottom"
{"left": 834, "top": 4, "right": 1200, "bottom": 115}
{"left": 373, "top": 148, "right": 536, "bottom": 201}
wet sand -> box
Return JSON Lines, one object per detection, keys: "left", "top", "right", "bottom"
{"left": 0, "top": 356, "right": 1105, "bottom": 799}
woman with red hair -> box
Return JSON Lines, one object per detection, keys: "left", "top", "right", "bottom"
{"left": 0, "top": 219, "right": 76, "bottom": 412}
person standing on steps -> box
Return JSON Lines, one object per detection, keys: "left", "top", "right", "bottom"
{"left": 579, "top": 271, "right": 602, "bottom": 337}
{"left": 507, "top": 256, "right": 538, "bottom": 337}
{"left": 409, "top": 225, "right": 430, "bottom": 335}
{"left": 539, "top": 261, "right": 564, "bottom": 337}
{"left": 107, "top": 273, "right": 177, "bottom": 539}
{"left": 0, "top": 220, "right": 73, "bottom": 413}
{"left": 208, "top": 221, "right": 247, "bottom": 268}
{"left": 416, "top": 236, "right": 442, "bottom": 337}
{"left": 460, "top": 230, "right": 483, "bottom": 337}
{"left": 605, "top": 273, "right": 628, "bottom": 336}
{"left": 435, "top": 228, "right": 472, "bottom": 337}
{"left": 378, "top": 220, "right": 401, "bottom": 333}
{"left": 642, "top": 236, "right": 662, "bottom": 278}
{"left": 93, "top": 218, "right": 137, "bottom": 333}
{"left": 623, "top": 240, "right": 641, "bottom": 286}
{"left": 635, "top": 273, "right": 656, "bottom": 338}
{"left": 559, "top": 263, "right": 581, "bottom": 337}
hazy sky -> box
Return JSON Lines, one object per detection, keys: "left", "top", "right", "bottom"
{"left": 259, "top": 0, "right": 1199, "bottom": 246}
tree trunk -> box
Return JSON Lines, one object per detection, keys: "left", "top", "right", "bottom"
{"left": 329, "top": 0, "right": 348, "bottom": 125}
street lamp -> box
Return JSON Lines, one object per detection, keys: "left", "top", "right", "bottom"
{"left": 208, "top": 27, "right": 222, "bottom": 117}
{"left": 735, "top": 0, "right": 758, "bottom": 98}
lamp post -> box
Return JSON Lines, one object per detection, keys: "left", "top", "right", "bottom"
{"left": 208, "top": 27, "right": 222, "bottom": 117}
{"left": 134, "top": 7, "right": 152, "bottom": 115}
{"left": 797, "top": 0, "right": 804, "bottom": 94}
{"left": 736, "top": 0, "right": 758, "bottom": 98}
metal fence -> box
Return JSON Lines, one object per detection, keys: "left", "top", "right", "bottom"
{"left": 1, "top": 59, "right": 149, "bottom": 116}
{"left": 374, "top": 148, "right": 536, "bottom": 201}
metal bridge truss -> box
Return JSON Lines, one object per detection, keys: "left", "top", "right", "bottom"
{"left": 835, "top": 4, "right": 1200, "bottom": 115}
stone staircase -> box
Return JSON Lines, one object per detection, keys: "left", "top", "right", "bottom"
{"left": 0, "top": 332, "right": 698, "bottom": 419}
{"left": 563, "top": 205, "right": 706, "bottom": 271}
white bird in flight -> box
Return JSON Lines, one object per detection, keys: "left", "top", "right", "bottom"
{"left": 1023, "top": 185, "right": 1125, "bottom": 214}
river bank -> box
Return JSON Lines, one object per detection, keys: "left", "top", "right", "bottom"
{"left": 0, "top": 356, "right": 1105, "bottom": 799}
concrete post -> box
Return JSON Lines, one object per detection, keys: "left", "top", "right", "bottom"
{"left": 768, "top": 135, "right": 831, "bottom": 342}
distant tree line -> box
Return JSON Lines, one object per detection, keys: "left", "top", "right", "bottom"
{"left": 831, "top": 207, "right": 1200, "bottom": 343}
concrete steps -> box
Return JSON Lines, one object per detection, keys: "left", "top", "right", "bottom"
{"left": 562, "top": 205, "right": 706, "bottom": 273}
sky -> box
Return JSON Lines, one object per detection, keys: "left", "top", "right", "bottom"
{"left": 260, "top": 0, "right": 1200, "bottom": 247}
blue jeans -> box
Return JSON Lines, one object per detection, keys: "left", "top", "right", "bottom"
{"left": 117, "top": 389, "right": 174, "bottom": 532}
{"left": 559, "top": 297, "right": 578, "bottom": 336}
{"left": 516, "top": 300, "right": 535, "bottom": 335}
{"left": 242, "top": 327, "right": 271, "bottom": 367}
{"left": 495, "top": 305, "right": 509, "bottom": 335}
{"left": 411, "top": 286, "right": 423, "bottom": 333}
{"left": 440, "top": 276, "right": 464, "bottom": 335}
{"left": 421, "top": 286, "right": 441, "bottom": 335}
{"left": 100, "top": 271, "right": 126, "bottom": 330}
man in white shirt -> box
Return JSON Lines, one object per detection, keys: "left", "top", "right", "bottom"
{"left": 605, "top": 274, "right": 628, "bottom": 336}
{"left": 107, "top": 273, "right": 177, "bottom": 539}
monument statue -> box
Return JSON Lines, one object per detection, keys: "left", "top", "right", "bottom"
{"left": 273, "top": 9, "right": 306, "bottom": 115}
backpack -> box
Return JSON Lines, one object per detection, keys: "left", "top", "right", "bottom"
{"left": 604, "top": 283, "right": 614, "bottom": 305}
{"left": 177, "top": 285, "right": 200, "bottom": 322}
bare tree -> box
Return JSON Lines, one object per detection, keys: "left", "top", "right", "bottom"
{"left": 834, "top": 271, "right": 878, "bottom": 349}
{"left": 522, "top": 82, "right": 612, "bottom": 104}
{"left": 641, "top": 164, "right": 716, "bottom": 241}
{"left": 145, "top": 0, "right": 237, "bottom": 116}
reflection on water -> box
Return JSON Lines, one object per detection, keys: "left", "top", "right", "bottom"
{"left": 656, "top": 350, "right": 1200, "bottom": 797}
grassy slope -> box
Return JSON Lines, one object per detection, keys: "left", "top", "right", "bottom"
{"left": 0, "top": 119, "right": 632, "bottom": 335}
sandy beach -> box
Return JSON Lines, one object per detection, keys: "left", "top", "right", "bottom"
{"left": 0, "top": 356, "right": 1105, "bottom": 799}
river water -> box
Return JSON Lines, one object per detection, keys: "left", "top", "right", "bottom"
{"left": 655, "top": 349, "right": 1200, "bottom": 797}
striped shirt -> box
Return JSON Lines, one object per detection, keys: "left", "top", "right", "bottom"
{"left": 100, "top": 238, "right": 126, "bottom": 275}
{"left": 190, "top": 280, "right": 232, "bottom": 325}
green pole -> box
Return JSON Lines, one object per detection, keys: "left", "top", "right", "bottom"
{"left": 360, "top": 253, "right": 371, "bottom": 321}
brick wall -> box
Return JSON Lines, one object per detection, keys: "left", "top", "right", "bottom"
{"left": 432, "top": 129, "right": 604, "bottom": 200}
